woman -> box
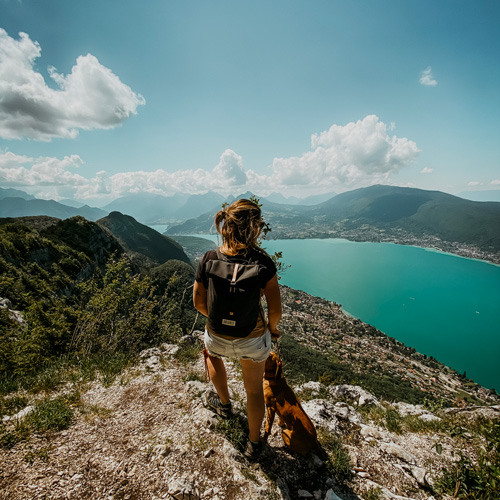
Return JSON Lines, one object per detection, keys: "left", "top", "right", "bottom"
{"left": 193, "top": 199, "right": 282, "bottom": 459}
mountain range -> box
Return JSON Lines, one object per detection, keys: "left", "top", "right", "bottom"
{"left": 2, "top": 185, "right": 500, "bottom": 262}
{"left": 0, "top": 189, "right": 108, "bottom": 222}
{"left": 166, "top": 185, "right": 500, "bottom": 260}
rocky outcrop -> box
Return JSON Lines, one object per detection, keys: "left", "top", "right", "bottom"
{"left": 1, "top": 344, "right": 496, "bottom": 500}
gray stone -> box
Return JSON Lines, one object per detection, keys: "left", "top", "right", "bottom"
{"left": 194, "top": 408, "right": 218, "bottom": 429}
{"left": 302, "top": 399, "right": 363, "bottom": 434}
{"left": 308, "top": 453, "right": 324, "bottom": 469}
{"left": 153, "top": 444, "right": 170, "bottom": 458}
{"left": 380, "top": 442, "right": 416, "bottom": 465}
{"left": 168, "top": 477, "right": 199, "bottom": 500}
{"left": 179, "top": 335, "right": 197, "bottom": 346}
{"left": 328, "top": 384, "right": 380, "bottom": 407}
{"left": 419, "top": 413, "right": 441, "bottom": 422}
{"left": 324, "top": 490, "right": 343, "bottom": 500}
{"left": 410, "top": 466, "right": 428, "bottom": 487}
{"left": 0, "top": 298, "right": 12, "bottom": 308}
{"left": 139, "top": 347, "right": 162, "bottom": 360}
{"left": 360, "top": 424, "right": 384, "bottom": 440}
{"left": 298, "top": 381, "right": 322, "bottom": 394}
{"left": 298, "top": 490, "right": 313, "bottom": 498}
{"left": 161, "top": 343, "right": 180, "bottom": 357}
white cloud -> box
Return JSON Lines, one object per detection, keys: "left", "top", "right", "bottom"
{"left": 213, "top": 149, "right": 247, "bottom": 186}
{"left": 420, "top": 167, "right": 433, "bottom": 174}
{"left": 420, "top": 66, "right": 437, "bottom": 87}
{"left": 0, "top": 29, "right": 145, "bottom": 141}
{"left": 1, "top": 116, "right": 420, "bottom": 200}
{"left": 467, "top": 181, "right": 483, "bottom": 187}
{"left": 0, "top": 151, "right": 87, "bottom": 192}
{"left": 490, "top": 179, "right": 500, "bottom": 185}
{"left": 270, "top": 115, "right": 420, "bottom": 189}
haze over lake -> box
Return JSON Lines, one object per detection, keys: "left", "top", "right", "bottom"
{"left": 187, "top": 233, "right": 500, "bottom": 390}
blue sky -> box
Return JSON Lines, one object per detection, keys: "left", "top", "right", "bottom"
{"left": 0, "top": 0, "right": 499, "bottom": 204}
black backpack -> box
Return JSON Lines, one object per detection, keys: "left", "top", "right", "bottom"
{"left": 205, "top": 249, "right": 263, "bottom": 337}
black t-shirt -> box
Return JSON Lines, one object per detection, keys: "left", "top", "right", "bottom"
{"left": 195, "top": 248, "right": 277, "bottom": 290}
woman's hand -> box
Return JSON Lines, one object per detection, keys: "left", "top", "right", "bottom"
{"left": 269, "top": 328, "right": 281, "bottom": 339}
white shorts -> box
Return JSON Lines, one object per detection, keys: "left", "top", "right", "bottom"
{"left": 204, "top": 329, "right": 272, "bottom": 363}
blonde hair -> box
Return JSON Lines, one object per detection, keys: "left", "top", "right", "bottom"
{"left": 214, "top": 199, "right": 264, "bottom": 255}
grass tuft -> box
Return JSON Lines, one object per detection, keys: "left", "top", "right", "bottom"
{"left": 317, "top": 427, "right": 353, "bottom": 483}
{"left": 174, "top": 344, "right": 201, "bottom": 365}
{"left": 25, "top": 396, "right": 74, "bottom": 433}
{"left": 216, "top": 412, "right": 248, "bottom": 451}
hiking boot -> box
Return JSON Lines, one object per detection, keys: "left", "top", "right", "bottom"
{"left": 243, "top": 439, "right": 263, "bottom": 461}
{"left": 203, "top": 390, "right": 232, "bottom": 419}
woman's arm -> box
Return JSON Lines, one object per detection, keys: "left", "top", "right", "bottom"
{"left": 263, "top": 274, "right": 282, "bottom": 338}
{"left": 193, "top": 280, "right": 209, "bottom": 317}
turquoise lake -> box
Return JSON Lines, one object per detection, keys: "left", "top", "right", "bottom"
{"left": 179, "top": 233, "right": 500, "bottom": 390}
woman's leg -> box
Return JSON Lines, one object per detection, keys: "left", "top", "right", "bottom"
{"left": 206, "top": 354, "right": 230, "bottom": 404}
{"left": 240, "top": 358, "right": 266, "bottom": 442}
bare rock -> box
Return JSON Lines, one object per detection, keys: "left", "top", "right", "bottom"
{"left": 324, "top": 489, "right": 343, "bottom": 500}
{"left": 418, "top": 413, "right": 441, "bottom": 422}
{"left": 380, "top": 442, "right": 417, "bottom": 465}
{"left": 361, "top": 479, "right": 419, "bottom": 500}
{"left": 0, "top": 297, "right": 13, "bottom": 308}
{"left": 328, "top": 384, "right": 380, "bottom": 407}
{"left": 408, "top": 466, "right": 429, "bottom": 487}
{"left": 161, "top": 343, "right": 181, "bottom": 357}
{"left": 298, "top": 490, "right": 313, "bottom": 498}
{"left": 186, "top": 380, "right": 206, "bottom": 394}
{"left": 193, "top": 407, "right": 218, "bottom": 429}
{"left": 308, "top": 453, "right": 324, "bottom": 469}
{"left": 179, "top": 335, "right": 198, "bottom": 346}
{"left": 1, "top": 297, "right": 26, "bottom": 325}
{"left": 443, "top": 404, "right": 500, "bottom": 420}
{"left": 168, "top": 476, "right": 200, "bottom": 500}
{"left": 393, "top": 402, "right": 440, "bottom": 422}
{"left": 302, "top": 399, "right": 362, "bottom": 434}
{"left": 360, "top": 424, "right": 385, "bottom": 440}
{"left": 297, "top": 381, "right": 322, "bottom": 395}
{"left": 222, "top": 440, "right": 242, "bottom": 463}
{"left": 152, "top": 444, "right": 171, "bottom": 458}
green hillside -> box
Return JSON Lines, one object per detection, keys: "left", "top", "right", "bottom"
{"left": 0, "top": 216, "right": 201, "bottom": 392}
{"left": 0, "top": 216, "right": 124, "bottom": 309}
{"left": 97, "top": 212, "right": 191, "bottom": 267}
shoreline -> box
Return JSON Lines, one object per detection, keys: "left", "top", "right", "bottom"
{"left": 175, "top": 230, "right": 500, "bottom": 267}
